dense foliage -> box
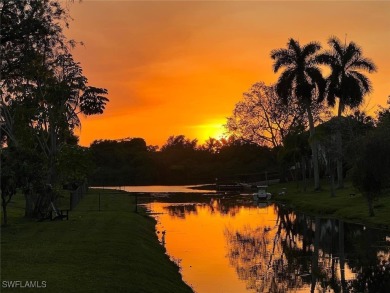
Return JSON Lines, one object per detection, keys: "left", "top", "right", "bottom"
{"left": 89, "top": 136, "right": 278, "bottom": 186}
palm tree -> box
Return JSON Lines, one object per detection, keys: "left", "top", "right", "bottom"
{"left": 317, "top": 36, "right": 377, "bottom": 188}
{"left": 271, "top": 38, "right": 325, "bottom": 190}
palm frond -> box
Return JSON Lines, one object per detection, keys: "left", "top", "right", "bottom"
{"left": 275, "top": 69, "right": 296, "bottom": 104}
{"left": 302, "top": 41, "right": 321, "bottom": 59}
{"left": 296, "top": 82, "right": 314, "bottom": 105}
{"left": 288, "top": 38, "right": 301, "bottom": 56}
{"left": 344, "top": 42, "right": 362, "bottom": 66}
{"left": 328, "top": 36, "right": 344, "bottom": 57}
{"left": 270, "top": 48, "right": 290, "bottom": 60}
{"left": 342, "top": 75, "right": 366, "bottom": 108}
{"left": 272, "top": 54, "right": 295, "bottom": 72}
{"left": 306, "top": 67, "right": 326, "bottom": 102}
{"left": 349, "top": 71, "right": 373, "bottom": 94}
{"left": 316, "top": 52, "right": 337, "bottom": 65}
{"left": 326, "top": 85, "right": 337, "bottom": 107}
{"left": 326, "top": 70, "right": 342, "bottom": 94}
{"left": 349, "top": 57, "right": 377, "bottom": 73}
{"left": 323, "top": 37, "right": 376, "bottom": 111}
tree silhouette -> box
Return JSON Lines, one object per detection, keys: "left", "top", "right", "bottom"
{"left": 1, "top": 0, "right": 108, "bottom": 218}
{"left": 226, "top": 82, "right": 308, "bottom": 148}
{"left": 352, "top": 132, "right": 390, "bottom": 216}
{"left": 317, "top": 36, "right": 377, "bottom": 188}
{"left": 271, "top": 39, "right": 326, "bottom": 190}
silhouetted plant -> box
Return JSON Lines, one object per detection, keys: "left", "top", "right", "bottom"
{"left": 271, "top": 39, "right": 326, "bottom": 190}
{"left": 1, "top": 0, "right": 109, "bottom": 218}
{"left": 317, "top": 36, "right": 377, "bottom": 189}
{"left": 352, "top": 131, "right": 390, "bottom": 216}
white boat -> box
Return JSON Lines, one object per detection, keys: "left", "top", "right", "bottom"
{"left": 253, "top": 185, "right": 272, "bottom": 201}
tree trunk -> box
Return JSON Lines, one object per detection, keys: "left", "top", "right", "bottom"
{"left": 24, "top": 191, "right": 34, "bottom": 218}
{"left": 336, "top": 128, "right": 344, "bottom": 189}
{"left": 336, "top": 104, "right": 344, "bottom": 189}
{"left": 330, "top": 171, "right": 336, "bottom": 197}
{"left": 301, "top": 156, "right": 307, "bottom": 192}
{"left": 2, "top": 198, "right": 8, "bottom": 226}
{"left": 306, "top": 103, "right": 320, "bottom": 190}
{"left": 329, "top": 155, "right": 336, "bottom": 197}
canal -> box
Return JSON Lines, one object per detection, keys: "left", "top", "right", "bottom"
{"left": 136, "top": 191, "right": 389, "bottom": 293}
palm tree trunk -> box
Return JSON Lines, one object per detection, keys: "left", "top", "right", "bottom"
{"left": 328, "top": 153, "right": 336, "bottom": 197}
{"left": 301, "top": 156, "right": 307, "bottom": 192}
{"left": 337, "top": 103, "right": 344, "bottom": 188}
{"left": 330, "top": 167, "right": 336, "bottom": 197}
{"left": 336, "top": 134, "right": 343, "bottom": 188}
{"left": 306, "top": 103, "right": 320, "bottom": 190}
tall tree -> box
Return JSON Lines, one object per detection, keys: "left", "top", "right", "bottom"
{"left": 352, "top": 131, "right": 390, "bottom": 217}
{"left": 226, "top": 82, "right": 306, "bottom": 148}
{"left": 1, "top": 0, "right": 109, "bottom": 217}
{"left": 226, "top": 82, "right": 328, "bottom": 148}
{"left": 271, "top": 38, "right": 325, "bottom": 190}
{"left": 317, "top": 36, "right": 377, "bottom": 188}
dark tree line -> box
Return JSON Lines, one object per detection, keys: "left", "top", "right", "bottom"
{"left": 88, "top": 135, "right": 278, "bottom": 186}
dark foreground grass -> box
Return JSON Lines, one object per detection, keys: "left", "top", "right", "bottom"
{"left": 268, "top": 180, "right": 390, "bottom": 229}
{"left": 1, "top": 189, "right": 193, "bottom": 293}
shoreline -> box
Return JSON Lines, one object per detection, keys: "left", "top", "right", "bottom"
{"left": 267, "top": 181, "right": 390, "bottom": 230}
{"left": 116, "top": 181, "right": 390, "bottom": 230}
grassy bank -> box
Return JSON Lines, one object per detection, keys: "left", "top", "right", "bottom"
{"left": 268, "top": 180, "right": 390, "bottom": 229}
{"left": 1, "top": 189, "right": 193, "bottom": 293}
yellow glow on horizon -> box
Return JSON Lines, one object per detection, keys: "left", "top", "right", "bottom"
{"left": 190, "top": 120, "right": 228, "bottom": 144}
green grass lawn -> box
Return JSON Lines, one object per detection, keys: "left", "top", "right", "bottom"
{"left": 1, "top": 189, "right": 193, "bottom": 293}
{"left": 268, "top": 180, "right": 390, "bottom": 229}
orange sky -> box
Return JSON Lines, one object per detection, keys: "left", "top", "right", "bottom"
{"left": 65, "top": 1, "right": 390, "bottom": 147}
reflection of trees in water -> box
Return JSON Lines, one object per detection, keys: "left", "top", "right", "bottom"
{"left": 208, "top": 198, "right": 242, "bottom": 216}
{"left": 345, "top": 229, "right": 390, "bottom": 293}
{"left": 347, "top": 258, "right": 390, "bottom": 293}
{"left": 225, "top": 225, "right": 291, "bottom": 292}
{"left": 224, "top": 209, "right": 311, "bottom": 292}
{"left": 224, "top": 205, "right": 390, "bottom": 292}
{"left": 164, "top": 204, "right": 199, "bottom": 219}
{"left": 163, "top": 198, "right": 251, "bottom": 219}
{"left": 156, "top": 195, "right": 389, "bottom": 291}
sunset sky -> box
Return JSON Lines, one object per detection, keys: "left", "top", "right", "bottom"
{"left": 65, "top": 1, "right": 390, "bottom": 147}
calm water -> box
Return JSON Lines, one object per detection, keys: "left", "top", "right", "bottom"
{"left": 138, "top": 193, "right": 390, "bottom": 293}
{"left": 93, "top": 185, "right": 214, "bottom": 193}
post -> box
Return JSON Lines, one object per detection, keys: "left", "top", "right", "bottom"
{"left": 135, "top": 194, "right": 138, "bottom": 213}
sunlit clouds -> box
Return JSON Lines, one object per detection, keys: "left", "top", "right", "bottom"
{"left": 67, "top": 1, "right": 390, "bottom": 146}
